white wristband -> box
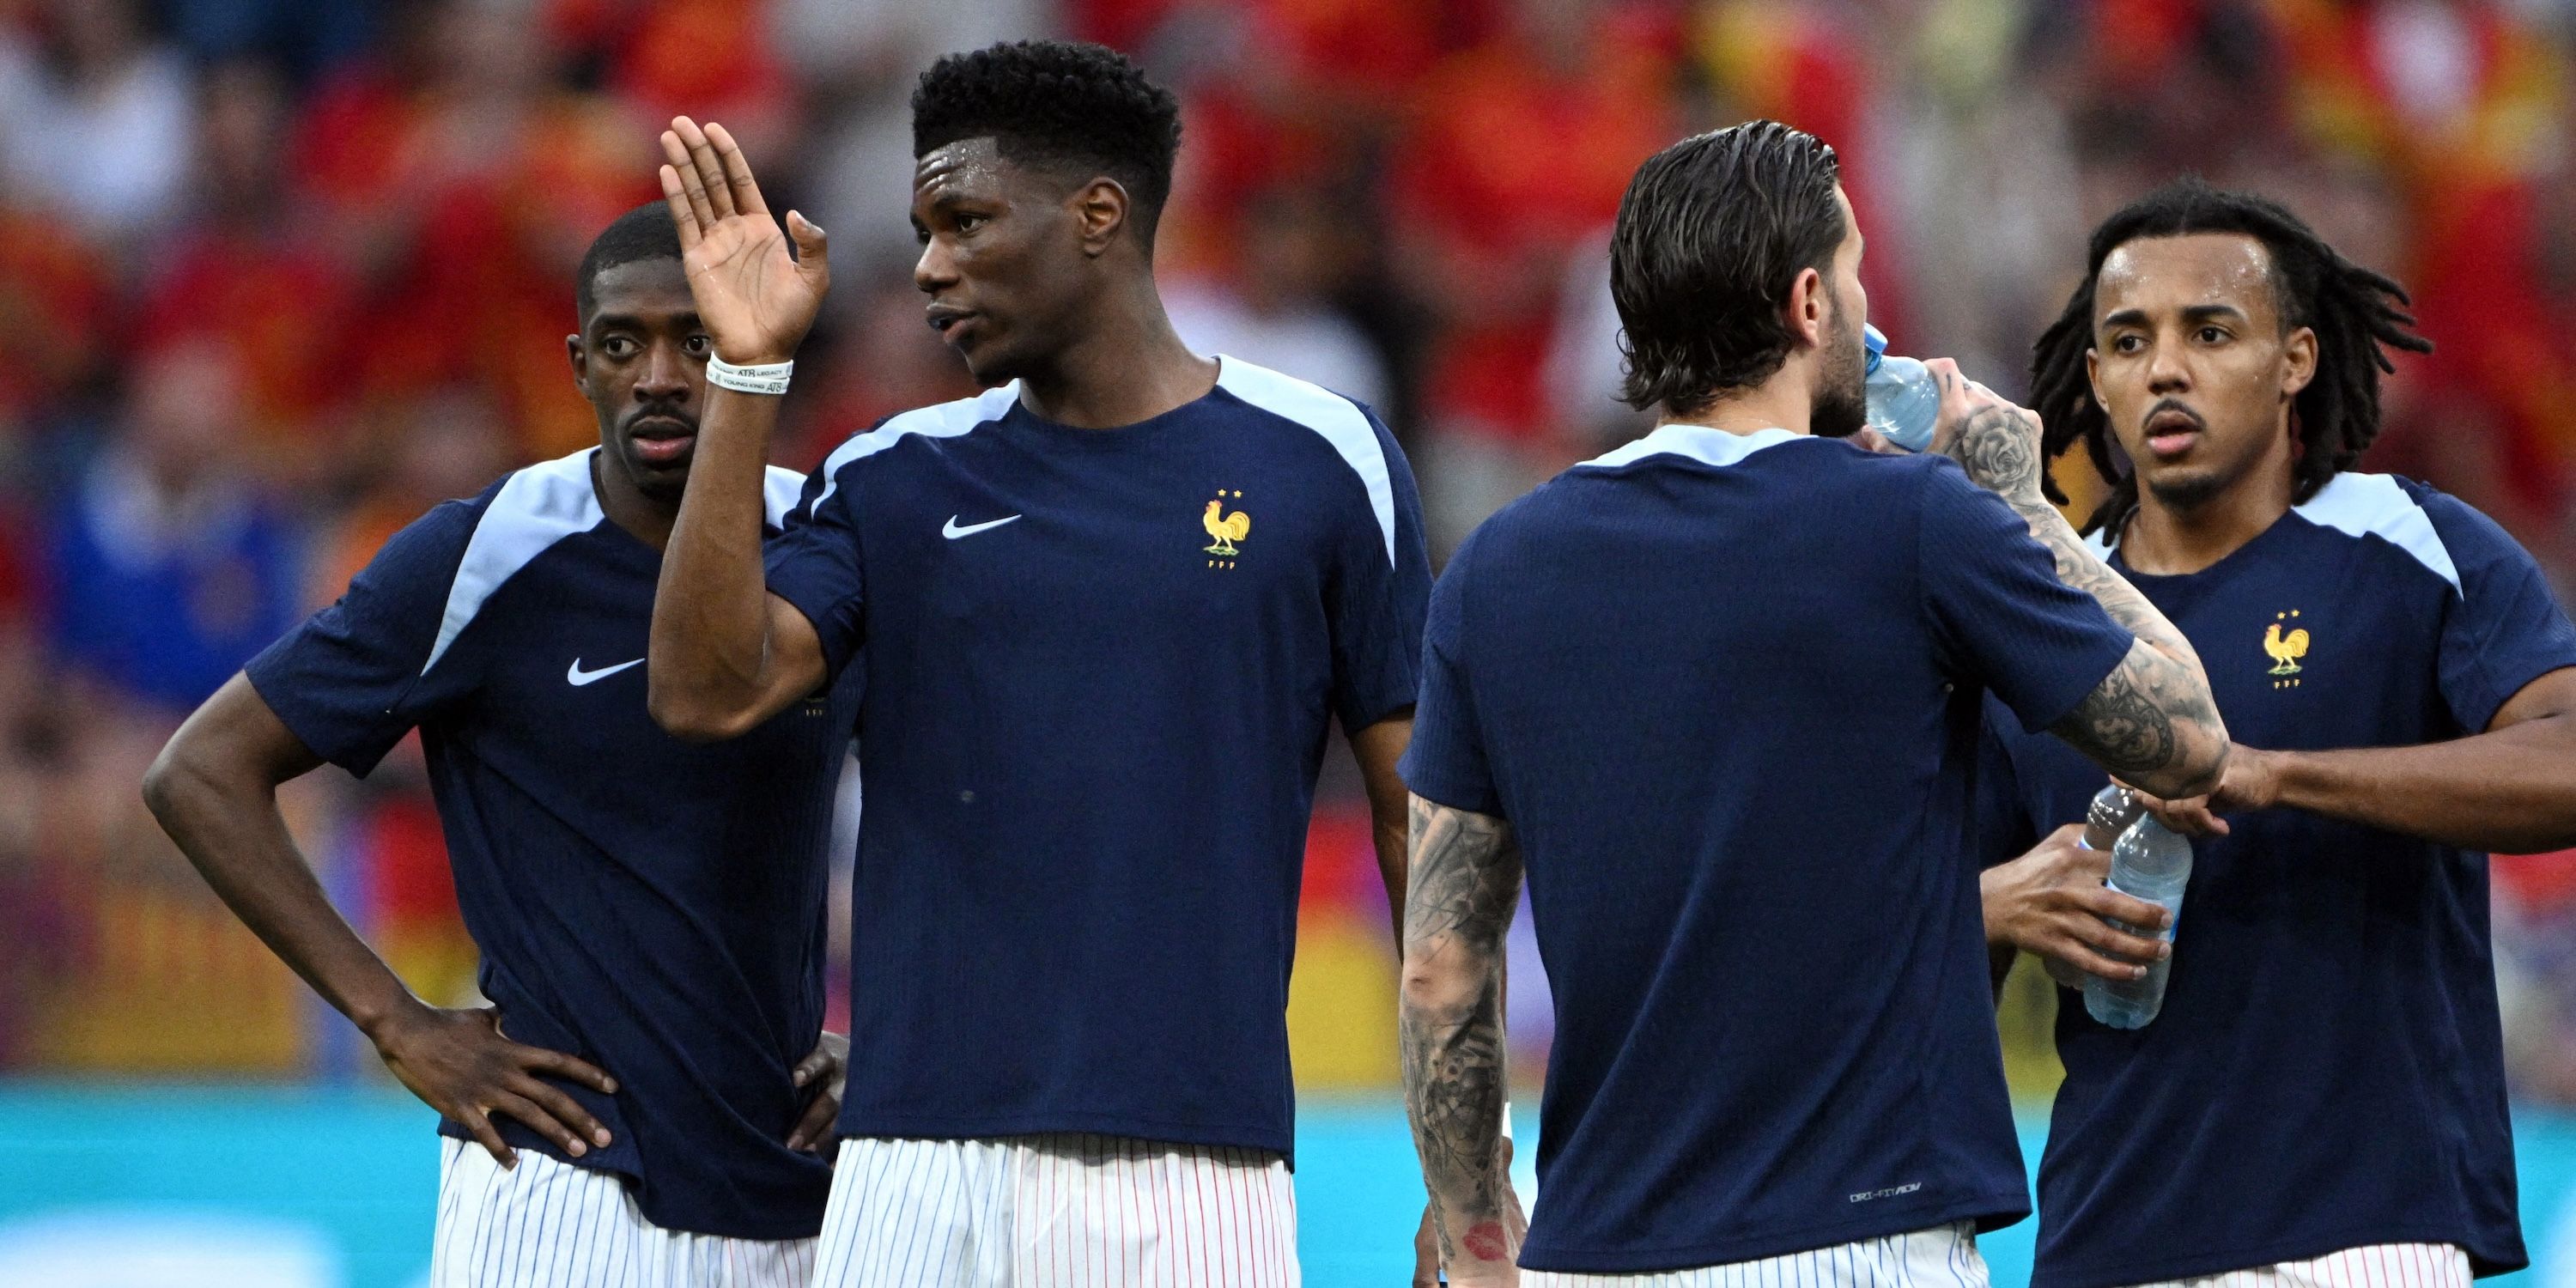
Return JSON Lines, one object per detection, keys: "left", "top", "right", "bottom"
{"left": 706, "top": 354, "right": 793, "bottom": 396}
{"left": 1500, "top": 1099, "right": 1514, "bottom": 1141}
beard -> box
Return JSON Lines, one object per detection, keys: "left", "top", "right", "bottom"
{"left": 1810, "top": 295, "right": 1868, "bottom": 440}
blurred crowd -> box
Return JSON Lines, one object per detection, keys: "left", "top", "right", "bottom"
{"left": 8, "top": 0, "right": 2576, "bottom": 1096}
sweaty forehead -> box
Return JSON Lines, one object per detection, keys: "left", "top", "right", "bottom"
{"left": 914, "top": 137, "right": 1032, "bottom": 200}
{"left": 2095, "top": 233, "right": 2283, "bottom": 328}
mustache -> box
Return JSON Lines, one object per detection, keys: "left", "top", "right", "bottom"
{"left": 2141, "top": 398, "right": 2205, "bottom": 433}
{"left": 622, "top": 405, "right": 697, "bottom": 434}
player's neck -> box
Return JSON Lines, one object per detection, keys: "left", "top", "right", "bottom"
{"left": 1660, "top": 377, "right": 1816, "bottom": 439}
{"left": 1015, "top": 279, "right": 1218, "bottom": 429}
{"left": 592, "top": 453, "right": 678, "bottom": 551}
{"left": 2118, "top": 463, "right": 2295, "bottom": 577}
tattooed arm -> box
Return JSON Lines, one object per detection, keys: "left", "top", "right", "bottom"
{"left": 1400, "top": 793, "right": 1528, "bottom": 1287}
{"left": 1927, "top": 368, "right": 2229, "bottom": 799}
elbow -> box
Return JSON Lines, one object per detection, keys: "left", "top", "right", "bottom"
{"left": 645, "top": 680, "right": 761, "bottom": 744}
{"left": 141, "top": 733, "right": 213, "bottom": 830}
{"left": 1398, "top": 950, "right": 1488, "bottom": 1026}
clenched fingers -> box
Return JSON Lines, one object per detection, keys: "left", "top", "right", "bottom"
{"left": 786, "top": 1091, "right": 839, "bottom": 1153}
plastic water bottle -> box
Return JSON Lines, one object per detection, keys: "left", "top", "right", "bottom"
{"left": 1863, "top": 325, "right": 1941, "bottom": 453}
{"left": 2082, "top": 816, "right": 2193, "bottom": 1030}
{"left": 2080, "top": 782, "right": 2143, "bottom": 853}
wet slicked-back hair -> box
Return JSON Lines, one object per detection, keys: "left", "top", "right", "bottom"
{"left": 912, "top": 40, "right": 1183, "bottom": 245}
{"left": 2030, "top": 178, "right": 2432, "bottom": 532}
{"left": 576, "top": 203, "right": 684, "bottom": 321}
{"left": 1610, "top": 121, "right": 1844, "bottom": 417}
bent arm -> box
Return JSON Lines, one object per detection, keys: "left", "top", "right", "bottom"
{"left": 2243, "top": 668, "right": 2576, "bottom": 853}
{"left": 142, "top": 674, "right": 423, "bottom": 1038}
{"left": 645, "top": 384, "right": 827, "bottom": 740}
{"left": 1400, "top": 793, "right": 1524, "bottom": 1278}
{"left": 1944, "top": 404, "right": 2229, "bottom": 798}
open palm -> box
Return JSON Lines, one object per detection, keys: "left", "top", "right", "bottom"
{"left": 658, "top": 116, "right": 829, "bottom": 367}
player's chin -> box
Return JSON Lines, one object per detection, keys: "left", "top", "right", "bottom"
{"left": 622, "top": 442, "right": 695, "bottom": 495}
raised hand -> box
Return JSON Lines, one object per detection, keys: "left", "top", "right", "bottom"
{"left": 657, "top": 117, "right": 829, "bottom": 366}
{"left": 371, "top": 1003, "right": 617, "bottom": 1167}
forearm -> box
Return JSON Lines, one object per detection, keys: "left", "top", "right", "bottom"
{"left": 1374, "top": 811, "right": 1407, "bottom": 944}
{"left": 2010, "top": 498, "right": 2230, "bottom": 798}
{"left": 2261, "top": 724, "right": 2576, "bottom": 853}
{"left": 1945, "top": 409, "right": 2226, "bottom": 797}
{"left": 648, "top": 386, "right": 787, "bottom": 737}
{"left": 1400, "top": 796, "right": 1522, "bottom": 1268}
{"left": 1401, "top": 953, "right": 1510, "bottom": 1251}
{"left": 1351, "top": 716, "right": 1417, "bottom": 944}
{"left": 2008, "top": 496, "right": 2200, "bottom": 674}
{"left": 143, "top": 756, "right": 419, "bottom": 1038}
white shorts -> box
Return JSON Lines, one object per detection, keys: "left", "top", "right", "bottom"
{"left": 430, "top": 1138, "right": 817, "bottom": 1287}
{"left": 811, "top": 1133, "right": 1300, "bottom": 1287}
{"left": 2119, "top": 1243, "right": 2470, "bottom": 1288}
{"left": 1523, "top": 1221, "right": 1989, "bottom": 1288}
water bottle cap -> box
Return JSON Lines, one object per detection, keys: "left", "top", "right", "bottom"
{"left": 1863, "top": 324, "right": 1888, "bottom": 376}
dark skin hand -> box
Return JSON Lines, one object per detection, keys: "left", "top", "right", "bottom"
{"left": 143, "top": 677, "right": 618, "bottom": 1167}
{"left": 2136, "top": 667, "right": 2576, "bottom": 853}
{"left": 1982, "top": 823, "right": 2173, "bottom": 988}
{"left": 786, "top": 1030, "right": 848, "bottom": 1153}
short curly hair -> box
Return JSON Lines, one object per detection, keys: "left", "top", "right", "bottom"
{"left": 576, "top": 202, "right": 683, "bottom": 322}
{"left": 913, "top": 40, "right": 1183, "bottom": 244}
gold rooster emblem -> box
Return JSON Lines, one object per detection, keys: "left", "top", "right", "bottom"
{"left": 1203, "top": 490, "right": 1251, "bottom": 556}
{"left": 2263, "top": 611, "right": 2310, "bottom": 676}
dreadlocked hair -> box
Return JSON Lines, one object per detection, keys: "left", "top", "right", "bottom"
{"left": 2026, "top": 177, "right": 2432, "bottom": 534}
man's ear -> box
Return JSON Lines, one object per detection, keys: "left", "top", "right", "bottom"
{"left": 567, "top": 334, "right": 589, "bottom": 388}
{"left": 1073, "top": 178, "right": 1129, "bottom": 257}
{"left": 1783, "top": 265, "right": 1826, "bottom": 350}
{"left": 2280, "top": 325, "right": 2318, "bottom": 400}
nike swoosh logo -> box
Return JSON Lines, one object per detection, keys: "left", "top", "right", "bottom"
{"left": 566, "top": 658, "right": 644, "bottom": 686}
{"left": 943, "top": 514, "right": 1023, "bottom": 539}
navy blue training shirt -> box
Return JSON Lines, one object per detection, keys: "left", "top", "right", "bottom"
{"left": 1979, "top": 473, "right": 2576, "bottom": 1288}
{"left": 1400, "top": 424, "right": 2139, "bottom": 1274}
{"left": 762, "top": 356, "right": 1431, "bottom": 1157}
{"left": 246, "top": 450, "right": 858, "bottom": 1240}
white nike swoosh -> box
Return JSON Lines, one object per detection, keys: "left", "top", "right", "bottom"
{"left": 943, "top": 513, "right": 1024, "bottom": 539}
{"left": 566, "top": 658, "right": 645, "bottom": 686}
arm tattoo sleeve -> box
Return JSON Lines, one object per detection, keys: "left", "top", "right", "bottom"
{"left": 1400, "top": 793, "right": 1523, "bottom": 1267}
{"left": 1947, "top": 406, "right": 2229, "bottom": 796}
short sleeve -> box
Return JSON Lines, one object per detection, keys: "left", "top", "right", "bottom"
{"left": 244, "top": 501, "right": 482, "bottom": 776}
{"left": 1327, "top": 409, "right": 1433, "bottom": 731}
{"left": 763, "top": 459, "right": 867, "bottom": 681}
{"left": 2420, "top": 487, "right": 2576, "bottom": 732}
{"left": 1917, "top": 465, "right": 2137, "bottom": 734}
{"left": 1398, "top": 541, "right": 1501, "bottom": 816}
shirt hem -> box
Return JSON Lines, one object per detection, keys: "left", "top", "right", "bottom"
{"left": 839, "top": 1109, "right": 1295, "bottom": 1167}
{"left": 1520, "top": 1189, "right": 2028, "bottom": 1274}
{"left": 436, "top": 1121, "right": 828, "bottom": 1242}
{"left": 2032, "top": 1225, "right": 2529, "bottom": 1288}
